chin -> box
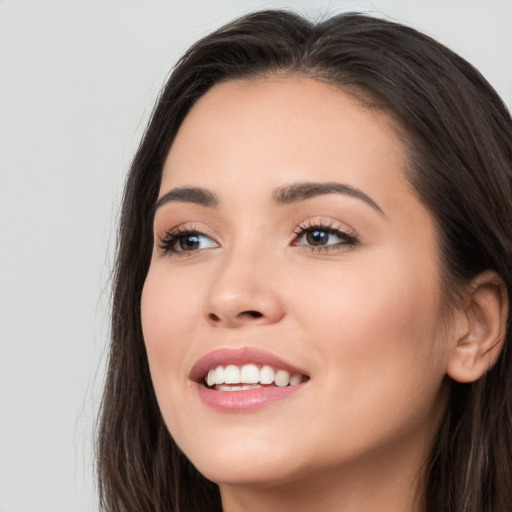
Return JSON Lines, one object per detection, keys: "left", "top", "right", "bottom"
{"left": 179, "top": 435, "right": 305, "bottom": 487}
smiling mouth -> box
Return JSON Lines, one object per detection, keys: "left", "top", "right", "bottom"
{"left": 203, "top": 363, "right": 309, "bottom": 391}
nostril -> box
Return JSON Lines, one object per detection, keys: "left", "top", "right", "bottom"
{"left": 244, "top": 310, "right": 263, "bottom": 319}
{"left": 208, "top": 313, "right": 221, "bottom": 322}
{"left": 207, "top": 310, "right": 264, "bottom": 324}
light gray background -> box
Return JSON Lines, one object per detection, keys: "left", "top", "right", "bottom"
{"left": 1, "top": 1, "right": 511, "bottom": 511}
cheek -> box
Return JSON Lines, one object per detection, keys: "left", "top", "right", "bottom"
{"left": 285, "top": 261, "right": 449, "bottom": 460}
{"left": 141, "top": 266, "right": 202, "bottom": 386}
{"left": 292, "top": 251, "right": 448, "bottom": 402}
{"left": 295, "top": 256, "right": 439, "bottom": 336}
{"left": 140, "top": 265, "right": 210, "bottom": 442}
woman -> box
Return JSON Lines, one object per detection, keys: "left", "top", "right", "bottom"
{"left": 97, "top": 10, "right": 512, "bottom": 512}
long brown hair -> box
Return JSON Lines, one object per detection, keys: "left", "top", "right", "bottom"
{"left": 97, "top": 10, "right": 512, "bottom": 512}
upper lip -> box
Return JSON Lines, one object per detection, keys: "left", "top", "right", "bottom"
{"left": 189, "top": 347, "right": 309, "bottom": 383}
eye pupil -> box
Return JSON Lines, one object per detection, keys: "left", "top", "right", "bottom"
{"left": 179, "top": 235, "right": 201, "bottom": 250}
{"left": 306, "top": 230, "right": 328, "bottom": 245}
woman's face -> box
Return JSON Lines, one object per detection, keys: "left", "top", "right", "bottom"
{"left": 141, "top": 78, "right": 452, "bottom": 489}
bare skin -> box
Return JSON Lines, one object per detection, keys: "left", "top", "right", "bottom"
{"left": 141, "top": 77, "right": 503, "bottom": 511}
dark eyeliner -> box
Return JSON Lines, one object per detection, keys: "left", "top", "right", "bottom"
{"left": 158, "top": 227, "right": 209, "bottom": 255}
{"left": 293, "top": 221, "right": 359, "bottom": 252}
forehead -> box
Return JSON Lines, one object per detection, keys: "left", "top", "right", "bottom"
{"left": 161, "top": 77, "right": 412, "bottom": 211}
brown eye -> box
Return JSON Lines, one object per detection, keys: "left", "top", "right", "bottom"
{"left": 293, "top": 224, "right": 359, "bottom": 252}
{"left": 178, "top": 234, "right": 202, "bottom": 251}
{"left": 306, "top": 230, "right": 329, "bottom": 246}
{"left": 160, "top": 229, "right": 218, "bottom": 254}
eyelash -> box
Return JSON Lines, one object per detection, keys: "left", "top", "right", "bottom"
{"left": 158, "top": 221, "right": 359, "bottom": 256}
{"left": 292, "top": 221, "right": 359, "bottom": 253}
{"left": 158, "top": 226, "right": 217, "bottom": 255}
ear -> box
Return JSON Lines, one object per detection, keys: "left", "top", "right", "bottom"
{"left": 447, "top": 270, "right": 508, "bottom": 383}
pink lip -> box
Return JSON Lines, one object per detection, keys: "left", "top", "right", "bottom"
{"left": 189, "top": 347, "right": 309, "bottom": 412}
{"left": 194, "top": 383, "right": 304, "bottom": 412}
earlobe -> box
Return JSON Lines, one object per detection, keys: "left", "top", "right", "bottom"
{"left": 446, "top": 270, "right": 508, "bottom": 383}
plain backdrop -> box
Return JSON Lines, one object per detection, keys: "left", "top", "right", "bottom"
{"left": 1, "top": 1, "right": 511, "bottom": 511}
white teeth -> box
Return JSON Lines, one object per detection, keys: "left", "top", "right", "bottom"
{"left": 240, "top": 363, "right": 259, "bottom": 384}
{"left": 216, "top": 384, "right": 262, "bottom": 391}
{"left": 289, "top": 374, "right": 302, "bottom": 386}
{"left": 224, "top": 365, "right": 241, "bottom": 384}
{"left": 204, "top": 363, "right": 304, "bottom": 389}
{"left": 214, "top": 366, "right": 225, "bottom": 385}
{"left": 259, "top": 365, "right": 275, "bottom": 384}
{"left": 216, "top": 385, "right": 238, "bottom": 392}
{"left": 240, "top": 384, "right": 261, "bottom": 390}
{"left": 275, "top": 369, "right": 290, "bottom": 387}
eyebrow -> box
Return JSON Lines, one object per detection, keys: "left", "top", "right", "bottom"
{"left": 154, "top": 186, "right": 218, "bottom": 211}
{"left": 272, "top": 181, "right": 385, "bottom": 215}
{"left": 154, "top": 181, "right": 384, "bottom": 216}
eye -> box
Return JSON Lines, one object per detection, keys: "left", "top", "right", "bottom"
{"left": 292, "top": 222, "right": 358, "bottom": 252}
{"left": 159, "top": 227, "right": 218, "bottom": 255}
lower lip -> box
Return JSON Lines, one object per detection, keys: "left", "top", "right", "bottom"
{"left": 194, "top": 382, "right": 304, "bottom": 412}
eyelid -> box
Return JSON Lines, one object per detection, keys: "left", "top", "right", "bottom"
{"left": 293, "top": 218, "right": 358, "bottom": 238}
{"left": 154, "top": 217, "right": 359, "bottom": 257}
{"left": 157, "top": 222, "right": 220, "bottom": 255}
{"left": 291, "top": 218, "right": 360, "bottom": 252}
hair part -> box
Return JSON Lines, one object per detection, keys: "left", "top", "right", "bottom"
{"left": 97, "top": 10, "right": 512, "bottom": 512}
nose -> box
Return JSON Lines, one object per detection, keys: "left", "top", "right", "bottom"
{"left": 203, "top": 248, "right": 285, "bottom": 328}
